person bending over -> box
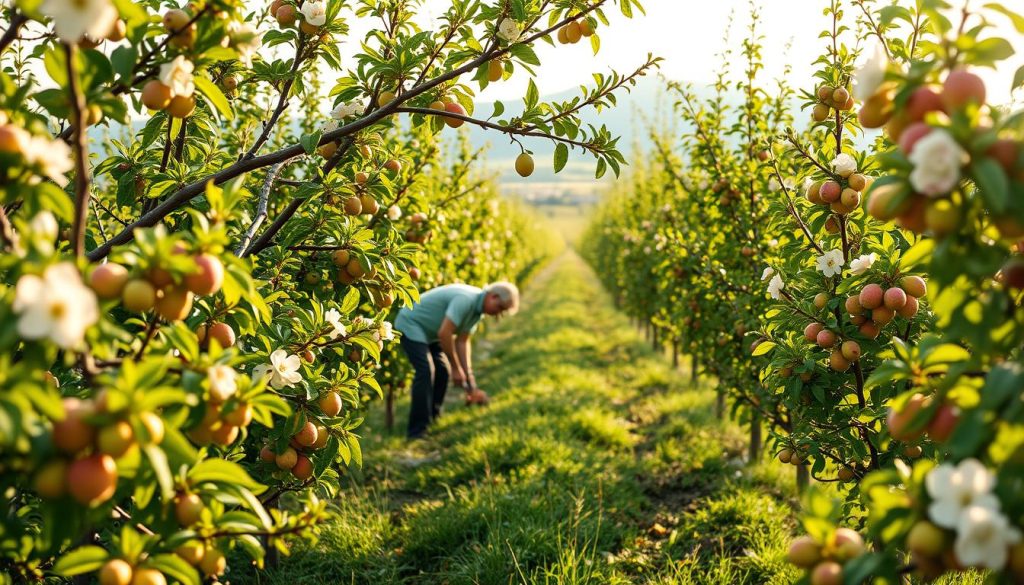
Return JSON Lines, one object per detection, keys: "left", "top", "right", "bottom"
{"left": 393, "top": 281, "right": 519, "bottom": 440}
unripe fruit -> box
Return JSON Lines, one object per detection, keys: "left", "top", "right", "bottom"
{"left": 804, "top": 322, "right": 824, "bottom": 343}
{"left": 358, "top": 194, "right": 380, "bottom": 215}
{"left": 812, "top": 103, "right": 830, "bottom": 122}
{"left": 840, "top": 340, "right": 861, "bottom": 361}
{"left": 847, "top": 175, "right": 867, "bottom": 193}
{"left": 99, "top": 559, "right": 133, "bottom": 585}
{"left": 840, "top": 188, "right": 860, "bottom": 208}
{"left": 898, "top": 122, "right": 932, "bottom": 155}
{"left": 377, "top": 91, "right": 397, "bottom": 107}
{"left": 34, "top": 460, "right": 68, "bottom": 499}
{"left": 824, "top": 216, "right": 840, "bottom": 234}
{"left": 185, "top": 254, "right": 224, "bottom": 296}
{"left": 811, "top": 561, "right": 843, "bottom": 585}
{"left": 163, "top": 9, "right": 190, "bottom": 31}
{"left": 837, "top": 466, "right": 855, "bottom": 481}
{"left": 896, "top": 195, "right": 928, "bottom": 233}
{"left": 294, "top": 421, "right": 318, "bottom": 447}
{"left": 409, "top": 267, "right": 421, "bottom": 280}
{"left": 122, "top": 279, "right": 156, "bottom": 312}
{"left": 820, "top": 181, "right": 841, "bottom": 203}
{"left": 259, "top": 445, "right": 276, "bottom": 463}
{"left": 276, "top": 4, "right": 297, "bottom": 26}
{"left": 859, "top": 91, "right": 893, "bottom": 128}
{"left": 987, "top": 139, "right": 1020, "bottom": 175}
{"left": 223, "top": 403, "right": 252, "bottom": 427}
{"left": 155, "top": 286, "right": 194, "bottom": 321}
{"left": 90, "top": 263, "right": 129, "bottom": 300}
{"left": 346, "top": 258, "right": 366, "bottom": 278}
{"left": 53, "top": 398, "right": 95, "bottom": 454}
{"left": 302, "top": 349, "right": 315, "bottom": 363}
{"left": 443, "top": 101, "right": 466, "bottom": 128}
{"left": 942, "top": 70, "right": 986, "bottom": 110}
{"left": 833, "top": 528, "right": 866, "bottom": 560}
{"left": 332, "top": 249, "right": 351, "bottom": 267}
{"left": 344, "top": 196, "right": 362, "bottom": 215}
{"left": 859, "top": 321, "right": 881, "bottom": 339}
{"left": 175, "top": 492, "right": 204, "bottom": 526}
{"left": 845, "top": 295, "right": 863, "bottom": 315}
{"left": 175, "top": 542, "right": 205, "bottom": 565}
{"left": 896, "top": 295, "right": 919, "bottom": 319}
{"left": 904, "top": 444, "right": 923, "bottom": 458}
{"left": 211, "top": 423, "right": 239, "bottom": 445}
{"left": 806, "top": 181, "right": 824, "bottom": 205}
{"left": 317, "top": 141, "right": 337, "bottom": 158}
{"left": 928, "top": 403, "right": 960, "bottom": 442}
{"left": 68, "top": 453, "right": 118, "bottom": 506}
{"left": 300, "top": 20, "right": 320, "bottom": 34}
{"left": 207, "top": 322, "right": 236, "bottom": 348}
{"left": 167, "top": 95, "right": 196, "bottom": 118}
{"left": 564, "top": 21, "right": 582, "bottom": 43}
{"left": 817, "top": 86, "right": 834, "bottom": 101}
{"left": 905, "top": 86, "right": 945, "bottom": 122}
{"left": 487, "top": 60, "right": 503, "bottom": 82}
{"left": 141, "top": 81, "right": 172, "bottom": 111}
{"left": 812, "top": 292, "right": 829, "bottom": 309}
{"left": 428, "top": 100, "right": 446, "bottom": 112}
{"left": 907, "top": 521, "right": 946, "bottom": 557}
{"left": 131, "top": 568, "right": 166, "bottom": 585}
{"left": 221, "top": 75, "right": 239, "bottom": 91}
{"left": 925, "top": 199, "right": 961, "bottom": 237}
{"left": 816, "top": 329, "right": 837, "bottom": 348}
{"left": 384, "top": 159, "right": 402, "bottom": 173}
{"left": 900, "top": 275, "right": 927, "bottom": 298}
{"left": 98, "top": 421, "right": 135, "bottom": 458}
{"left": 867, "top": 182, "right": 911, "bottom": 221}
{"left": 139, "top": 412, "right": 164, "bottom": 445}
{"left": 830, "top": 199, "right": 854, "bottom": 215}
{"left": 832, "top": 87, "right": 849, "bottom": 104}
{"left": 887, "top": 393, "right": 927, "bottom": 441}
{"left": 515, "top": 152, "right": 535, "bottom": 178}
{"left": 829, "top": 350, "right": 851, "bottom": 372}
{"left": 292, "top": 454, "right": 314, "bottom": 480}
{"left": 199, "top": 548, "right": 226, "bottom": 577}
{"left": 872, "top": 306, "right": 895, "bottom": 326}
{"left": 883, "top": 287, "right": 907, "bottom": 310}
{"left": 312, "top": 425, "right": 329, "bottom": 449}
{"left": 106, "top": 19, "right": 127, "bottom": 42}
{"left": 276, "top": 447, "right": 298, "bottom": 469}
{"left": 777, "top": 448, "right": 794, "bottom": 463}
{"left": 859, "top": 284, "right": 884, "bottom": 310}
{"left": 319, "top": 393, "right": 344, "bottom": 415}
{"left": 355, "top": 171, "right": 368, "bottom": 184}
{"left": 787, "top": 535, "right": 821, "bottom": 568}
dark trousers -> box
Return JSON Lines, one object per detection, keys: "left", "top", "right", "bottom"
{"left": 400, "top": 337, "right": 451, "bottom": 438}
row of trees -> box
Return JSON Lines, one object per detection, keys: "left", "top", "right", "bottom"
{"left": 0, "top": 0, "right": 653, "bottom": 582}
{"left": 583, "top": 0, "right": 1024, "bottom": 582}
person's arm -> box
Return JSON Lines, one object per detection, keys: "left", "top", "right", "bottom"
{"left": 437, "top": 318, "right": 467, "bottom": 388}
{"left": 455, "top": 334, "right": 474, "bottom": 390}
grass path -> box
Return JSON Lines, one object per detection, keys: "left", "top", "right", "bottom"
{"left": 254, "top": 251, "right": 803, "bottom": 584}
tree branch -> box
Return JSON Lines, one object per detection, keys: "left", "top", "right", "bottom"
{"left": 65, "top": 43, "right": 91, "bottom": 259}
{"left": 236, "top": 162, "right": 285, "bottom": 256}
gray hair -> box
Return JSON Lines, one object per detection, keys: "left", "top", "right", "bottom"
{"left": 484, "top": 281, "right": 520, "bottom": 315}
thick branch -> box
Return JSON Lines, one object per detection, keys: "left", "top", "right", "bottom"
{"left": 0, "top": 11, "right": 28, "bottom": 54}
{"left": 65, "top": 44, "right": 91, "bottom": 259}
{"left": 236, "top": 162, "right": 285, "bottom": 256}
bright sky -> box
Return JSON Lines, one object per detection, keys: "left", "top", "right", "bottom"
{"left": 343, "top": 0, "right": 1024, "bottom": 105}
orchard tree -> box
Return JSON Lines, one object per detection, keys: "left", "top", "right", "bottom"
{"left": 0, "top": 0, "right": 657, "bottom": 581}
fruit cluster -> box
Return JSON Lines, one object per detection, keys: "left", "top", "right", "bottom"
{"left": 811, "top": 84, "right": 854, "bottom": 122}
{"left": 787, "top": 529, "right": 866, "bottom": 585}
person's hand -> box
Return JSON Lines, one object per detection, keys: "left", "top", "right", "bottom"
{"left": 451, "top": 370, "right": 468, "bottom": 389}
{"left": 465, "top": 389, "right": 490, "bottom": 406}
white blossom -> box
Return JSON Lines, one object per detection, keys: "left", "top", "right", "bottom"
{"left": 207, "top": 365, "right": 237, "bottom": 402}
{"left": 926, "top": 458, "right": 1001, "bottom": 529}
{"left": 29, "top": 212, "right": 59, "bottom": 251}
{"left": 159, "top": 56, "right": 195, "bottom": 98}
{"left": 299, "top": 1, "right": 327, "bottom": 26}
{"left": 227, "top": 20, "right": 261, "bottom": 67}
{"left": 909, "top": 129, "right": 969, "bottom": 197}
{"left": 849, "top": 253, "right": 877, "bottom": 275}
{"left": 331, "top": 101, "right": 362, "bottom": 120}
{"left": 761, "top": 267, "right": 775, "bottom": 281}
{"left": 387, "top": 205, "right": 402, "bottom": 220}
{"left": 23, "top": 135, "right": 73, "bottom": 187}
{"left": 768, "top": 177, "right": 781, "bottom": 192}
{"left": 853, "top": 42, "right": 889, "bottom": 101}
{"left": 815, "top": 249, "right": 845, "bottom": 278}
{"left": 253, "top": 349, "right": 303, "bottom": 389}
{"left": 12, "top": 263, "right": 98, "bottom": 349}
{"left": 40, "top": 0, "right": 118, "bottom": 43}
{"left": 767, "top": 274, "right": 785, "bottom": 300}
{"left": 378, "top": 321, "right": 394, "bottom": 341}
{"left": 953, "top": 505, "right": 1021, "bottom": 570}
{"left": 324, "top": 308, "right": 347, "bottom": 340}
{"left": 497, "top": 17, "right": 521, "bottom": 42}
{"left": 832, "top": 153, "right": 858, "bottom": 177}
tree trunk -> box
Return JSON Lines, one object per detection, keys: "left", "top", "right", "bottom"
{"left": 691, "top": 355, "right": 697, "bottom": 383}
{"left": 796, "top": 464, "right": 810, "bottom": 493}
{"left": 672, "top": 340, "right": 679, "bottom": 368}
{"left": 715, "top": 386, "right": 725, "bottom": 419}
{"left": 748, "top": 412, "right": 761, "bottom": 464}
{"left": 651, "top": 326, "right": 659, "bottom": 352}
{"left": 384, "top": 385, "right": 394, "bottom": 432}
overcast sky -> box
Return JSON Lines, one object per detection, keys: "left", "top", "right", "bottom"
{"left": 345, "top": 0, "right": 1023, "bottom": 106}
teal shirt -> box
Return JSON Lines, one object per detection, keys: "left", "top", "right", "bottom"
{"left": 394, "top": 284, "right": 486, "bottom": 343}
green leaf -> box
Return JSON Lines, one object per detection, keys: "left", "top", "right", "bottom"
{"left": 194, "top": 76, "right": 234, "bottom": 121}
{"left": 53, "top": 546, "right": 109, "bottom": 576}
{"left": 524, "top": 78, "right": 538, "bottom": 110}
{"left": 984, "top": 3, "right": 1024, "bottom": 33}
{"left": 1014, "top": 65, "right": 1024, "bottom": 91}
{"left": 751, "top": 341, "right": 776, "bottom": 356}
{"left": 300, "top": 131, "right": 323, "bottom": 155}
{"left": 143, "top": 444, "right": 175, "bottom": 502}
{"left": 146, "top": 554, "right": 200, "bottom": 585}
{"left": 971, "top": 157, "right": 1010, "bottom": 212}
{"left": 553, "top": 143, "right": 568, "bottom": 173}
{"left": 188, "top": 459, "right": 264, "bottom": 491}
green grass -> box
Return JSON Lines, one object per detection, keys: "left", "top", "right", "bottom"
{"left": 240, "top": 251, "right": 808, "bottom": 584}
